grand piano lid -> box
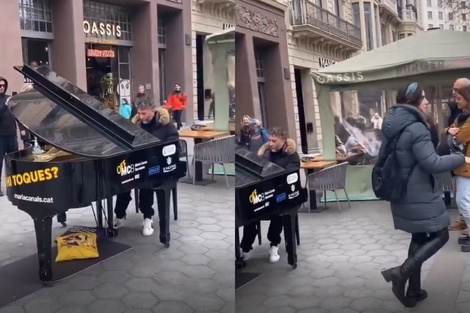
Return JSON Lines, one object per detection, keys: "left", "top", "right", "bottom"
{"left": 235, "top": 146, "right": 285, "bottom": 187}
{"left": 7, "top": 65, "right": 161, "bottom": 158}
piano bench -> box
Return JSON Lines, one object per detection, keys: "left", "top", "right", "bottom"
{"left": 256, "top": 215, "right": 300, "bottom": 246}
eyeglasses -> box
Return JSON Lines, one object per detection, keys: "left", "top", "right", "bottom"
{"left": 0, "top": 84, "right": 5, "bottom": 88}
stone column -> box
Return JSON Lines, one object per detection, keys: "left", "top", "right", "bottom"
{"left": 0, "top": 1, "right": 23, "bottom": 91}
{"left": 375, "top": 4, "right": 382, "bottom": 47}
{"left": 359, "top": 0, "right": 367, "bottom": 51}
{"left": 370, "top": 3, "right": 377, "bottom": 49}
{"left": 51, "top": 0, "right": 87, "bottom": 90}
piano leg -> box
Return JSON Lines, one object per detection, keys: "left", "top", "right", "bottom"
{"left": 57, "top": 212, "right": 67, "bottom": 227}
{"left": 235, "top": 226, "right": 246, "bottom": 269}
{"left": 172, "top": 187, "right": 178, "bottom": 221}
{"left": 33, "top": 215, "right": 54, "bottom": 286}
{"left": 96, "top": 200, "right": 104, "bottom": 229}
{"left": 156, "top": 187, "right": 171, "bottom": 248}
{"left": 106, "top": 197, "right": 118, "bottom": 238}
{"left": 283, "top": 213, "right": 298, "bottom": 269}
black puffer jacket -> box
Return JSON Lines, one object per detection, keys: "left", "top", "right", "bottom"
{"left": 257, "top": 138, "right": 300, "bottom": 171}
{"left": 0, "top": 77, "right": 17, "bottom": 136}
{"left": 381, "top": 104, "right": 464, "bottom": 233}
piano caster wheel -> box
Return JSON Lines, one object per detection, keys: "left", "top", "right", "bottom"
{"left": 60, "top": 222, "right": 67, "bottom": 227}
{"left": 105, "top": 228, "right": 118, "bottom": 238}
{"left": 235, "top": 259, "right": 246, "bottom": 269}
{"left": 164, "top": 243, "right": 170, "bottom": 248}
{"left": 43, "top": 281, "right": 54, "bottom": 287}
{"left": 291, "top": 263, "right": 297, "bottom": 269}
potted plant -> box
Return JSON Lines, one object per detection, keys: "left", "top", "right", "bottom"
{"left": 100, "top": 73, "right": 117, "bottom": 110}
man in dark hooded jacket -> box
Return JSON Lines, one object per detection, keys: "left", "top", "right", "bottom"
{"left": 0, "top": 77, "right": 18, "bottom": 196}
{"left": 240, "top": 127, "right": 300, "bottom": 263}
{"left": 114, "top": 96, "right": 179, "bottom": 240}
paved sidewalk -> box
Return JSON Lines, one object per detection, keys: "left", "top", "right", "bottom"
{"left": 0, "top": 176, "right": 235, "bottom": 313}
{"left": 236, "top": 201, "right": 469, "bottom": 313}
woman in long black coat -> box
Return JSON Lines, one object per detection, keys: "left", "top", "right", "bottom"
{"left": 379, "top": 83, "right": 465, "bottom": 308}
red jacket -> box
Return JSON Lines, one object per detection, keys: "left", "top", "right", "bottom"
{"left": 166, "top": 92, "right": 187, "bottom": 111}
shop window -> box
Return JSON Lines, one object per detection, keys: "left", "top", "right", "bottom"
{"left": 118, "top": 47, "right": 130, "bottom": 80}
{"left": 159, "top": 49, "right": 167, "bottom": 105}
{"left": 158, "top": 17, "right": 167, "bottom": 104}
{"left": 83, "top": 1, "right": 132, "bottom": 42}
{"left": 255, "top": 51, "right": 264, "bottom": 80}
{"left": 255, "top": 50, "right": 268, "bottom": 127}
{"left": 352, "top": 3, "right": 360, "bottom": 27}
{"left": 22, "top": 38, "right": 51, "bottom": 74}
{"left": 19, "top": 0, "right": 53, "bottom": 37}
{"left": 364, "top": 2, "right": 373, "bottom": 51}
{"left": 257, "top": 82, "right": 268, "bottom": 127}
{"left": 158, "top": 19, "right": 166, "bottom": 45}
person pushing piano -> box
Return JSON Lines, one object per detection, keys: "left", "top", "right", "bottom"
{"left": 240, "top": 127, "right": 301, "bottom": 263}
{"left": 113, "top": 96, "right": 179, "bottom": 237}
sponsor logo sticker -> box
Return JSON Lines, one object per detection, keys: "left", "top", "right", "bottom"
{"left": 287, "top": 172, "right": 298, "bottom": 184}
{"left": 249, "top": 189, "right": 264, "bottom": 204}
{"left": 148, "top": 165, "right": 161, "bottom": 176}
{"left": 163, "top": 157, "right": 176, "bottom": 173}
{"left": 162, "top": 144, "right": 177, "bottom": 157}
{"left": 288, "top": 184, "right": 299, "bottom": 199}
{"left": 276, "top": 192, "right": 287, "bottom": 203}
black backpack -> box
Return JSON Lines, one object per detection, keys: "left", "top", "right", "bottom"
{"left": 372, "top": 127, "right": 414, "bottom": 202}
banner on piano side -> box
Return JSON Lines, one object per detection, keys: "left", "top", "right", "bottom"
{"left": 238, "top": 171, "right": 303, "bottom": 222}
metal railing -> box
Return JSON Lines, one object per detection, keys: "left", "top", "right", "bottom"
{"left": 289, "top": 0, "right": 362, "bottom": 47}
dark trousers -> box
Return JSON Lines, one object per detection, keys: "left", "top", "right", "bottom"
{"left": 140, "top": 188, "right": 168, "bottom": 240}
{"left": 114, "top": 189, "right": 159, "bottom": 220}
{"left": 173, "top": 110, "right": 183, "bottom": 130}
{"left": 405, "top": 228, "right": 449, "bottom": 289}
{"left": 0, "top": 136, "right": 18, "bottom": 182}
{"left": 240, "top": 216, "right": 283, "bottom": 252}
{"left": 114, "top": 191, "right": 133, "bottom": 219}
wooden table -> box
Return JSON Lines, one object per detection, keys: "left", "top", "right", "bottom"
{"left": 304, "top": 155, "right": 346, "bottom": 162}
{"left": 179, "top": 130, "right": 229, "bottom": 185}
{"left": 301, "top": 160, "right": 337, "bottom": 213}
{"left": 200, "top": 123, "right": 235, "bottom": 134}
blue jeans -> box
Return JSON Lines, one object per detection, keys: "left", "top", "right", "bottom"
{"left": 455, "top": 176, "right": 470, "bottom": 227}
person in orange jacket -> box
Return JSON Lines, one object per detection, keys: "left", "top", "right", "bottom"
{"left": 166, "top": 83, "right": 187, "bottom": 130}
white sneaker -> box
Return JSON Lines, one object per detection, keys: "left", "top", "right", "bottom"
{"left": 241, "top": 249, "right": 251, "bottom": 261}
{"left": 142, "top": 218, "right": 154, "bottom": 236}
{"left": 269, "top": 246, "right": 280, "bottom": 263}
{"left": 114, "top": 218, "right": 125, "bottom": 229}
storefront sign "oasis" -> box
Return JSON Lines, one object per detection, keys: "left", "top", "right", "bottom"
{"left": 83, "top": 20, "right": 122, "bottom": 38}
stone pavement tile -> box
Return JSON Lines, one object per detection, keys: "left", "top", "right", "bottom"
{"left": 0, "top": 307, "right": 26, "bottom": 313}
{"left": 455, "top": 301, "right": 470, "bottom": 313}
{"left": 235, "top": 201, "right": 456, "bottom": 313}
{"left": 0, "top": 180, "right": 234, "bottom": 312}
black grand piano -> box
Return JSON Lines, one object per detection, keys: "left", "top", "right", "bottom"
{"left": 235, "top": 146, "right": 307, "bottom": 269}
{"left": 4, "top": 65, "right": 186, "bottom": 285}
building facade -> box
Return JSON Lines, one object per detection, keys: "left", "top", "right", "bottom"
{"left": 287, "top": 0, "right": 362, "bottom": 152}
{"left": 423, "top": 0, "right": 470, "bottom": 31}
{"left": 0, "top": 0, "right": 193, "bottom": 123}
{"left": 352, "top": 0, "right": 423, "bottom": 50}
{"left": 285, "top": 0, "right": 424, "bottom": 153}
{"left": 236, "top": 0, "right": 296, "bottom": 137}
